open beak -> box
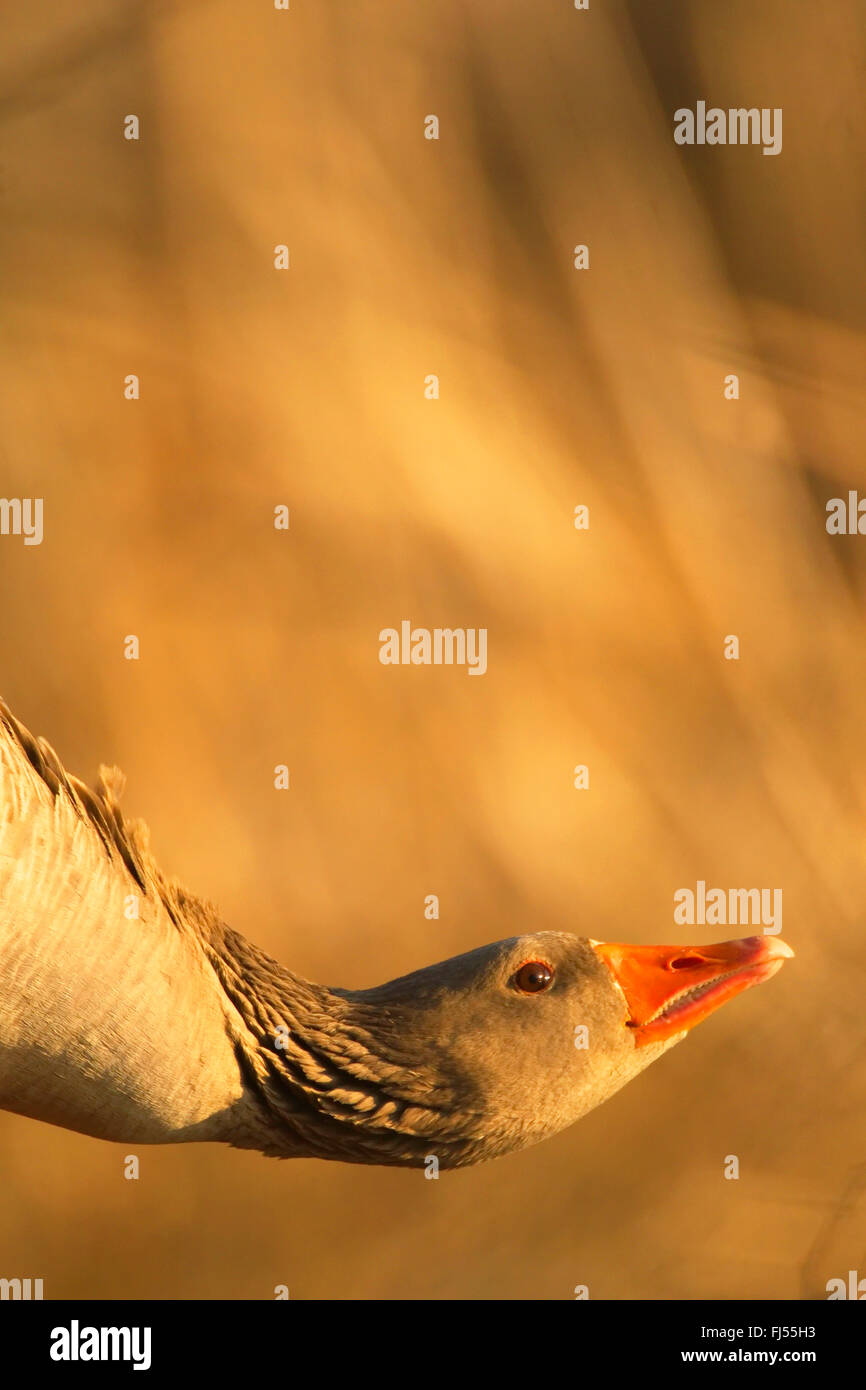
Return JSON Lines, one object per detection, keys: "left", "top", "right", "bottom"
{"left": 591, "top": 935, "right": 795, "bottom": 1047}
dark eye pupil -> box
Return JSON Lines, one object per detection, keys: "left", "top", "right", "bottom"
{"left": 515, "top": 961, "right": 553, "bottom": 993}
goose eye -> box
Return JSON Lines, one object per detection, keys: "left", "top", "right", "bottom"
{"left": 514, "top": 960, "right": 555, "bottom": 994}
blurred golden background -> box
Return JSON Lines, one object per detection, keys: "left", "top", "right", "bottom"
{"left": 1, "top": 0, "right": 864, "bottom": 1298}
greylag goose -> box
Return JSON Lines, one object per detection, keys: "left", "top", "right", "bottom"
{"left": 0, "top": 700, "right": 793, "bottom": 1167}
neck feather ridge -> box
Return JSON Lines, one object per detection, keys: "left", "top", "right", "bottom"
{"left": 203, "top": 924, "right": 488, "bottom": 1167}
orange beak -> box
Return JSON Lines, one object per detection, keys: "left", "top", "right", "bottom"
{"left": 591, "top": 935, "right": 794, "bottom": 1047}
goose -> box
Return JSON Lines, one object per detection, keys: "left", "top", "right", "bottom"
{"left": 0, "top": 699, "right": 793, "bottom": 1168}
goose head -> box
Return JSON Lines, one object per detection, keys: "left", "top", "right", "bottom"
{"left": 241, "top": 929, "right": 794, "bottom": 1168}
